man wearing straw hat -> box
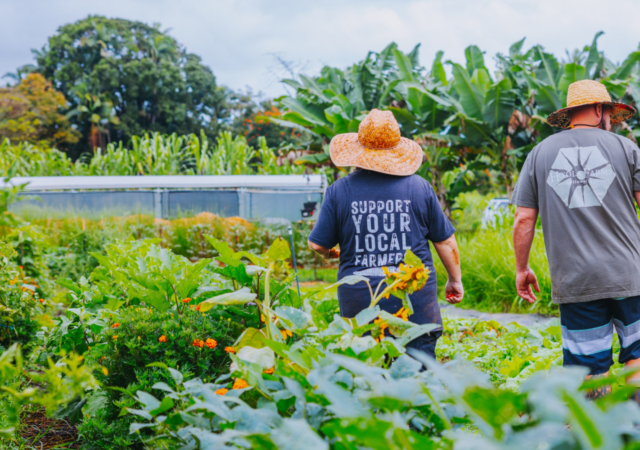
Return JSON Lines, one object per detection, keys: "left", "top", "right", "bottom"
{"left": 512, "top": 80, "right": 640, "bottom": 398}
{"left": 307, "top": 109, "right": 464, "bottom": 359}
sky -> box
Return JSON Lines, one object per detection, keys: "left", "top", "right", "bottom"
{"left": 2, "top": 0, "right": 640, "bottom": 98}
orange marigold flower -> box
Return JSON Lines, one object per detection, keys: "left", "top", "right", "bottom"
{"left": 193, "top": 339, "right": 205, "bottom": 348}
{"left": 182, "top": 298, "right": 192, "bottom": 303}
{"left": 225, "top": 347, "right": 235, "bottom": 354}
{"left": 205, "top": 338, "right": 217, "bottom": 349}
{"left": 195, "top": 304, "right": 201, "bottom": 312}
{"left": 39, "top": 298, "right": 44, "bottom": 303}
{"left": 215, "top": 388, "right": 228, "bottom": 395}
{"left": 159, "top": 335, "right": 167, "bottom": 343}
{"left": 232, "top": 379, "right": 248, "bottom": 390}
{"left": 263, "top": 367, "right": 275, "bottom": 375}
{"left": 112, "top": 335, "right": 118, "bottom": 341}
{"left": 112, "top": 323, "right": 120, "bottom": 329}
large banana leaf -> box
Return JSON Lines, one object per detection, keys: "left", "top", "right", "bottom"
{"left": 450, "top": 63, "right": 485, "bottom": 120}
{"left": 465, "top": 45, "right": 486, "bottom": 74}
{"left": 430, "top": 50, "right": 447, "bottom": 85}
{"left": 558, "top": 63, "right": 586, "bottom": 95}
{"left": 533, "top": 47, "right": 561, "bottom": 90}
{"left": 483, "top": 78, "right": 515, "bottom": 128}
{"left": 534, "top": 84, "right": 562, "bottom": 116}
{"left": 393, "top": 49, "right": 415, "bottom": 82}
{"left": 279, "top": 98, "right": 327, "bottom": 125}
{"left": 608, "top": 51, "right": 640, "bottom": 80}
{"left": 584, "top": 31, "right": 604, "bottom": 79}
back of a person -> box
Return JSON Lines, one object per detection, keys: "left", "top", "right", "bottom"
{"left": 332, "top": 169, "right": 439, "bottom": 280}
{"left": 516, "top": 128, "right": 640, "bottom": 302}
{"left": 307, "top": 109, "right": 464, "bottom": 359}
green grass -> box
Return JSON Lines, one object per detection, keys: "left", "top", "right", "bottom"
{"left": 433, "top": 229, "right": 554, "bottom": 315}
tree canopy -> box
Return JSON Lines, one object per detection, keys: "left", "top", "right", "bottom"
{"left": 0, "top": 73, "right": 80, "bottom": 149}
{"left": 32, "top": 16, "right": 228, "bottom": 158}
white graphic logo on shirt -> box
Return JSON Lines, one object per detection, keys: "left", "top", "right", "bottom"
{"left": 546, "top": 146, "right": 616, "bottom": 208}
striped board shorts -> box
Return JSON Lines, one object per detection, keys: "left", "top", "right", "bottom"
{"left": 560, "top": 296, "right": 640, "bottom": 375}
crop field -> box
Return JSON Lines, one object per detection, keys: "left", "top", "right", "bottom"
{"left": 0, "top": 210, "right": 638, "bottom": 450}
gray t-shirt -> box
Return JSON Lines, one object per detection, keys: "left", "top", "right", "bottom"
{"left": 511, "top": 128, "right": 640, "bottom": 304}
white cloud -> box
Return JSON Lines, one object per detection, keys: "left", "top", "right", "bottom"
{"left": 1, "top": 0, "right": 639, "bottom": 96}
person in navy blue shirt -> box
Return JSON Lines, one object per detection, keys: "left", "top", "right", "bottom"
{"left": 308, "top": 109, "right": 464, "bottom": 359}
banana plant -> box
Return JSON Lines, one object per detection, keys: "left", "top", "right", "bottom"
{"left": 270, "top": 43, "right": 423, "bottom": 169}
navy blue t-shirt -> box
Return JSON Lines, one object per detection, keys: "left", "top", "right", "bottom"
{"left": 309, "top": 169, "right": 454, "bottom": 326}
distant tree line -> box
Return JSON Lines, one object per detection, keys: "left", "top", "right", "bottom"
{"left": 1, "top": 16, "right": 300, "bottom": 159}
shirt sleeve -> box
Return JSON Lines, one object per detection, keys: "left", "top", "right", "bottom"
{"left": 308, "top": 185, "right": 339, "bottom": 249}
{"left": 510, "top": 149, "right": 539, "bottom": 208}
{"left": 424, "top": 182, "right": 456, "bottom": 243}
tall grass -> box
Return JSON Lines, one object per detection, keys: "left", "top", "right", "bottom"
{"left": 433, "top": 229, "right": 554, "bottom": 315}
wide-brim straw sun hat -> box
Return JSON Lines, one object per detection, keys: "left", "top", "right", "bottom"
{"left": 329, "top": 109, "right": 422, "bottom": 176}
{"left": 547, "top": 79, "right": 636, "bottom": 128}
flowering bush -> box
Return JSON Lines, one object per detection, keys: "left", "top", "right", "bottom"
{"left": 79, "top": 305, "right": 243, "bottom": 447}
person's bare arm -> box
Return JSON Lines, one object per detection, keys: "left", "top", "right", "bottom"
{"left": 308, "top": 240, "right": 339, "bottom": 259}
{"left": 513, "top": 206, "right": 540, "bottom": 303}
{"left": 432, "top": 234, "right": 464, "bottom": 304}
{"left": 635, "top": 191, "right": 640, "bottom": 209}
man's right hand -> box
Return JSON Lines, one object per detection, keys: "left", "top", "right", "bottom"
{"left": 516, "top": 268, "right": 540, "bottom": 303}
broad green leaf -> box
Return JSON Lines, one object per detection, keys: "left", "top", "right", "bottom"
{"left": 198, "top": 287, "right": 257, "bottom": 312}
{"left": 393, "top": 49, "right": 415, "bottom": 82}
{"left": 378, "top": 311, "right": 415, "bottom": 337}
{"left": 483, "top": 78, "right": 515, "bottom": 128}
{"left": 509, "top": 37, "right": 526, "bottom": 58}
{"left": 236, "top": 346, "right": 275, "bottom": 370}
{"left": 465, "top": 45, "right": 486, "bottom": 74}
{"left": 57, "top": 278, "right": 81, "bottom": 294}
{"left": 265, "top": 236, "right": 291, "bottom": 262}
{"left": 450, "top": 63, "right": 484, "bottom": 119}
{"left": 558, "top": 63, "right": 586, "bottom": 95}
{"left": 430, "top": 50, "right": 447, "bottom": 85}
{"left": 326, "top": 275, "right": 370, "bottom": 290}
{"left": 149, "top": 396, "right": 174, "bottom": 417}
{"left": 234, "top": 327, "right": 268, "bottom": 350}
{"left": 534, "top": 47, "right": 560, "bottom": 90}
{"left": 135, "top": 391, "right": 161, "bottom": 412}
{"left": 205, "top": 236, "right": 243, "bottom": 267}
{"left": 104, "top": 298, "right": 124, "bottom": 312}
{"left": 584, "top": 31, "right": 604, "bottom": 78}
{"left": 355, "top": 306, "right": 380, "bottom": 327}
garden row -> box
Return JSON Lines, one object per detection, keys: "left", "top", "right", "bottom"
{"left": 1, "top": 226, "right": 638, "bottom": 449}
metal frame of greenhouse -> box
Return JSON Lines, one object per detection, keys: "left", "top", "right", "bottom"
{"left": 3, "top": 175, "right": 327, "bottom": 222}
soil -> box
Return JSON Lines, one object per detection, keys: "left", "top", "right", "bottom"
{"left": 19, "top": 409, "right": 79, "bottom": 449}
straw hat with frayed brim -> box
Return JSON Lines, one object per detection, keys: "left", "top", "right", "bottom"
{"left": 330, "top": 109, "right": 423, "bottom": 176}
{"left": 547, "top": 79, "right": 636, "bottom": 128}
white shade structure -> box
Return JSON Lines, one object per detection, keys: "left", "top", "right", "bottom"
{"left": 2, "top": 175, "right": 326, "bottom": 192}
{"left": 6, "top": 175, "right": 327, "bottom": 221}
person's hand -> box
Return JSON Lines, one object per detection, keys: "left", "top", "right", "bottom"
{"left": 516, "top": 268, "right": 540, "bottom": 303}
{"left": 327, "top": 247, "right": 340, "bottom": 259}
{"left": 445, "top": 279, "right": 464, "bottom": 304}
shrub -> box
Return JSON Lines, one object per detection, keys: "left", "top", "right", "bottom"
{"left": 79, "top": 306, "right": 244, "bottom": 449}
{"left": 0, "top": 240, "right": 44, "bottom": 349}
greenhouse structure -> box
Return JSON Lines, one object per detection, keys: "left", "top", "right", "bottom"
{"left": 4, "top": 175, "right": 326, "bottom": 222}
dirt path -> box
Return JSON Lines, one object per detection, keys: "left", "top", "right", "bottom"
{"left": 440, "top": 303, "right": 558, "bottom": 327}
